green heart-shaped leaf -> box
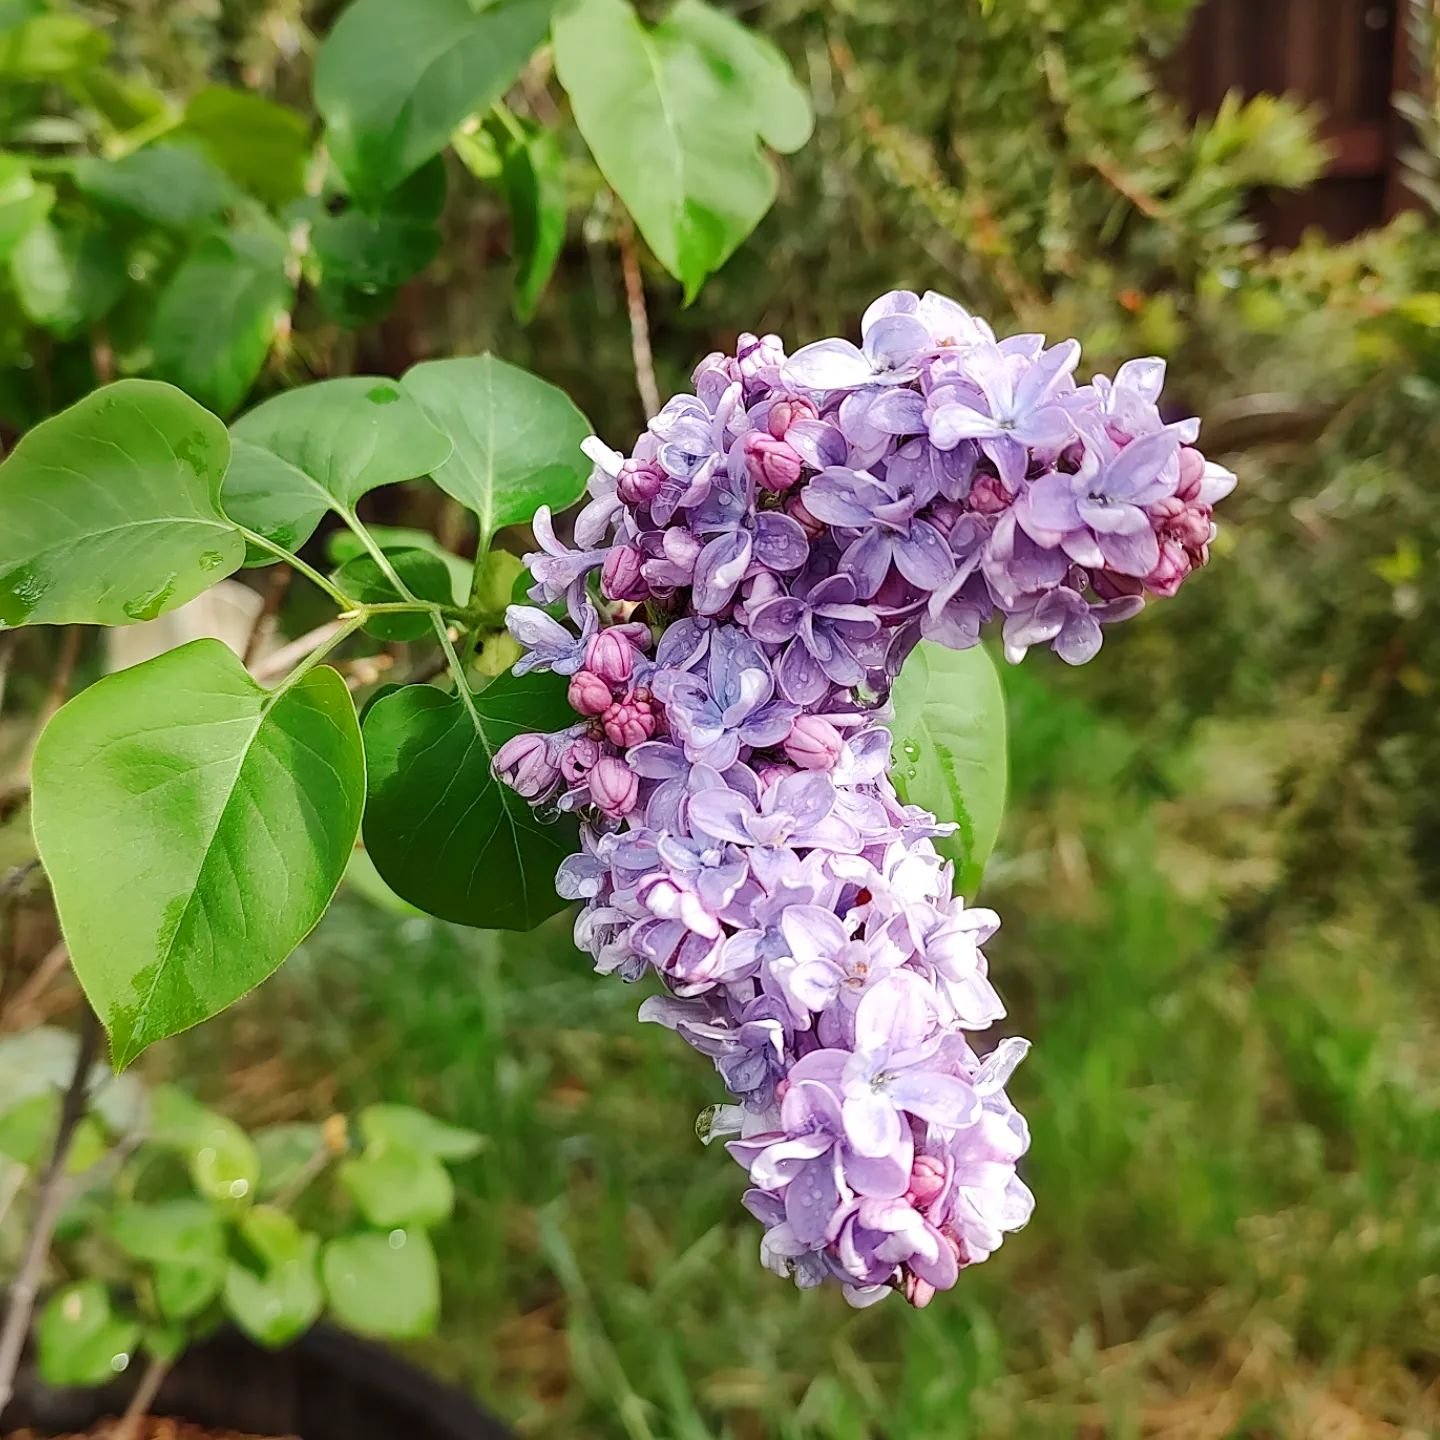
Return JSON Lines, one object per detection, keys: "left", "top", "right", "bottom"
{"left": 32, "top": 640, "right": 365, "bottom": 1067}
{"left": 226, "top": 376, "right": 453, "bottom": 555}
{"left": 361, "top": 672, "right": 577, "bottom": 931}
{"left": 321, "top": 1229, "right": 438, "bottom": 1339}
{"left": 400, "top": 355, "right": 589, "bottom": 546}
{"left": 0, "top": 379, "right": 240, "bottom": 630}
{"left": 36, "top": 1283, "right": 139, "bottom": 1388}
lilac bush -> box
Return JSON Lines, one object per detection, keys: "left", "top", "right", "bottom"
{"left": 493, "top": 291, "right": 1235, "bottom": 1307}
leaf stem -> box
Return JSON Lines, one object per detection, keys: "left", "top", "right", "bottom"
{"left": 337, "top": 510, "right": 417, "bottom": 602}
{"left": 236, "top": 526, "right": 353, "bottom": 609}
{"left": 114, "top": 1351, "right": 173, "bottom": 1440}
{"left": 0, "top": 1008, "right": 101, "bottom": 1421}
{"left": 429, "top": 615, "right": 482, "bottom": 728}
{"left": 267, "top": 614, "right": 368, "bottom": 700}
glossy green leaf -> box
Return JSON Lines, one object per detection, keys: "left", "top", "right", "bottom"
{"left": 328, "top": 526, "right": 468, "bottom": 605}
{"left": 150, "top": 225, "right": 293, "bottom": 416}
{"left": 148, "top": 1086, "right": 262, "bottom": 1205}
{"left": 223, "top": 439, "right": 321, "bottom": 565}
{"left": 321, "top": 1229, "right": 439, "bottom": 1339}
{"left": 224, "top": 1211, "right": 322, "bottom": 1348}
{"left": 0, "top": 153, "right": 53, "bottom": 261}
{"left": 331, "top": 547, "right": 455, "bottom": 642}
{"left": 179, "top": 86, "right": 311, "bottom": 208}
{"left": 315, "top": 0, "right": 554, "bottom": 197}
{"left": 0, "top": 14, "right": 108, "bottom": 78}
{"left": 72, "top": 144, "right": 238, "bottom": 230}
{"left": 362, "top": 672, "right": 578, "bottom": 930}
{"left": 226, "top": 376, "right": 452, "bottom": 555}
{"left": 890, "top": 642, "right": 1008, "bottom": 897}
{"left": 554, "top": 0, "right": 808, "bottom": 299}
{"left": 36, "top": 1282, "right": 139, "bottom": 1388}
{"left": 360, "top": 1104, "right": 483, "bottom": 1161}
{"left": 341, "top": 1146, "right": 453, "bottom": 1228}
{"left": 110, "top": 1198, "right": 226, "bottom": 1269}
{"left": 8, "top": 214, "right": 126, "bottom": 336}
{"left": 31, "top": 640, "right": 366, "bottom": 1067}
{"left": 254, "top": 1122, "right": 326, "bottom": 1199}
{"left": 0, "top": 379, "right": 240, "bottom": 629}
{"left": 496, "top": 122, "right": 566, "bottom": 321}
{"left": 401, "top": 355, "right": 589, "bottom": 544}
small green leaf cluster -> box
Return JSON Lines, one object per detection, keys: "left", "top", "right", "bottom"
{"left": 0, "top": 1027, "right": 481, "bottom": 1382}
{"left": 0, "top": 362, "right": 589, "bottom": 1068}
{"left": 0, "top": 0, "right": 813, "bottom": 430}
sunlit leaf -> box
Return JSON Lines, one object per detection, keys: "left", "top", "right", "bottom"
{"left": 321, "top": 1229, "right": 438, "bottom": 1339}
{"left": 401, "top": 354, "right": 589, "bottom": 546}
{"left": 36, "top": 1282, "right": 139, "bottom": 1388}
{"left": 32, "top": 641, "right": 365, "bottom": 1067}
{"left": 179, "top": 86, "right": 312, "bottom": 208}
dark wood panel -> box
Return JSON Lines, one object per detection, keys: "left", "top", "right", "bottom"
{"left": 1171, "top": 0, "right": 1409, "bottom": 241}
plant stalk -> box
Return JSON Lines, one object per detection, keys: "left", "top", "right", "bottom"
{"left": 113, "top": 1352, "right": 173, "bottom": 1440}
{"left": 0, "top": 1008, "right": 101, "bottom": 1420}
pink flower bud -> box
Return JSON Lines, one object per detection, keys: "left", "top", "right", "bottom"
{"left": 784, "top": 715, "right": 843, "bottom": 771}
{"left": 786, "top": 493, "right": 825, "bottom": 540}
{"left": 568, "top": 669, "right": 614, "bottom": 717}
{"left": 1176, "top": 445, "right": 1206, "bottom": 502}
{"left": 602, "top": 544, "right": 648, "bottom": 601}
{"left": 603, "top": 692, "right": 658, "bottom": 748}
{"left": 492, "top": 732, "right": 559, "bottom": 800}
{"left": 754, "top": 761, "right": 794, "bottom": 791}
{"left": 742, "top": 432, "right": 804, "bottom": 494}
{"left": 906, "top": 1155, "right": 948, "bottom": 1207}
{"left": 561, "top": 736, "right": 602, "bottom": 784}
{"left": 617, "top": 459, "right": 665, "bottom": 505}
{"left": 968, "top": 473, "right": 1013, "bottom": 515}
{"left": 767, "top": 396, "right": 818, "bottom": 440}
{"left": 1173, "top": 505, "right": 1213, "bottom": 552}
{"left": 590, "top": 756, "right": 639, "bottom": 818}
{"left": 585, "top": 629, "right": 638, "bottom": 686}
{"left": 1143, "top": 537, "right": 1191, "bottom": 598}
{"left": 902, "top": 1273, "right": 937, "bottom": 1309}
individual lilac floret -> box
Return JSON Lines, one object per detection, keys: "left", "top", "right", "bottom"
{"left": 492, "top": 288, "right": 1236, "bottom": 1306}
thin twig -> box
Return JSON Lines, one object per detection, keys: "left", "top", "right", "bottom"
{"left": 112, "top": 1351, "right": 173, "bottom": 1440}
{"left": 242, "top": 566, "right": 293, "bottom": 667}
{"left": 0, "top": 940, "right": 70, "bottom": 1034}
{"left": 617, "top": 217, "right": 660, "bottom": 419}
{"left": 0, "top": 1007, "right": 101, "bottom": 1420}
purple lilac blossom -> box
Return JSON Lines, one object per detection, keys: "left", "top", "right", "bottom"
{"left": 495, "top": 291, "right": 1235, "bottom": 1306}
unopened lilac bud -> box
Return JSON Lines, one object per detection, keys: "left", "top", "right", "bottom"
{"left": 742, "top": 432, "right": 804, "bottom": 494}
{"left": 493, "top": 732, "right": 559, "bottom": 800}
{"left": 617, "top": 458, "right": 665, "bottom": 505}
{"left": 968, "top": 473, "right": 1013, "bottom": 515}
{"left": 907, "top": 1155, "right": 947, "bottom": 1207}
{"left": 568, "top": 669, "right": 614, "bottom": 717}
{"left": 1144, "top": 537, "right": 1190, "bottom": 598}
{"left": 602, "top": 544, "right": 648, "bottom": 601}
{"left": 586, "top": 629, "right": 638, "bottom": 686}
{"left": 784, "top": 715, "right": 843, "bottom": 771}
{"left": 1176, "top": 445, "right": 1206, "bottom": 502}
{"left": 590, "top": 756, "right": 639, "bottom": 818}
{"left": 561, "top": 736, "right": 601, "bottom": 784}
{"left": 603, "top": 693, "right": 658, "bottom": 748}
{"left": 736, "top": 331, "right": 784, "bottom": 384}
{"left": 767, "top": 395, "right": 818, "bottom": 440}
{"left": 902, "top": 1273, "right": 937, "bottom": 1309}
{"left": 1090, "top": 569, "right": 1143, "bottom": 603}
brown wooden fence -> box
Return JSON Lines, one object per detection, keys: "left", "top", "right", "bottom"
{"left": 1173, "top": 0, "right": 1418, "bottom": 242}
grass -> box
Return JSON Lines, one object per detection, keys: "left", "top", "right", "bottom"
{"left": 187, "top": 624, "right": 1440, "bottom": 1439}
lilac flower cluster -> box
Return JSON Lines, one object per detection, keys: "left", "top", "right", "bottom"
{"left": 493, "top": 291, "right": 1233, "bottom": 1306}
